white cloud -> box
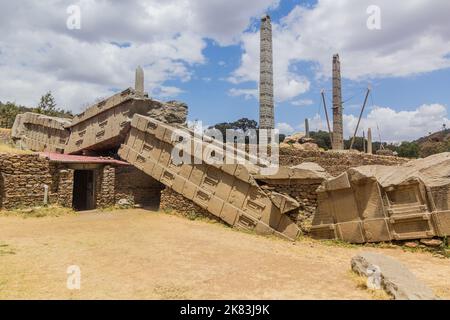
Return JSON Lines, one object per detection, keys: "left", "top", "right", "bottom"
{"left": 230, "top": 0, "right": 450, "bottom": 102}
{"left": 0, "top": 0, "right": 279, "bottom": 112}
{"left": 300, "top": 103, "right": 449, "bottom": 142}
{"left": 276, "top": 122, "right": 294, "bottom": 135}
{"left": 344, "top": 104, "right": 450, "bottom": 142}
{"left": 228, "top": 88, "right": 258, "bottom": 100}
{"left": 151, "top": 86, "right": 185, "bottom": 98}
{"left": 291, "top": 99, "right": 313, "bottom": 107}
{"left": 280, "top": 0, "right": 450, "bottom": 79}
{"left": 229, "top": 30, "right": 310, "bottom": 102}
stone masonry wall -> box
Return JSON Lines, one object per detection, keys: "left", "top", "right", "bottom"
{"left": 115, "top": 166, "right": 164, "bottom": 208}
{"left": 0, "top": 153, "right": 54, "bottom": 209}
{"left": 160, "top": 187, "right": 220, "bottom": 221}
{"left": 262, "top": 180, "right": 322, "bottom": 230}
{"left": 280, "top": 149, "right": 408, "bottom": 177}
{"left": 96, "top": 165, "right": 115, "bottom": 208}
{"left": 0, "top": 153, "right": 120, "bottom": 210}
{"left": 55, "top": 168, "right": 74, "bottom": 207}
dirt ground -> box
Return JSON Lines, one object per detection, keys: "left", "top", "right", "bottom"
{"left": 1, "top": 209, "right": 449, "bottom": 300}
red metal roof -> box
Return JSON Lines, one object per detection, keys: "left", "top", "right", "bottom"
{"left": 39, "top": 152, "right": 129, "bottom": 166}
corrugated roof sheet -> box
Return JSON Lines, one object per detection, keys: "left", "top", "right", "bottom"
{"left": 39, "top": 152, "right": 129, "bottom": 166}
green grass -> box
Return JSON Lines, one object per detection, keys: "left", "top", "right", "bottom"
{"left": 0, "top": 144, "right": 30, "bottom": 154}
{"left": 314, "top": 238, "right": 360, "bottom": 249}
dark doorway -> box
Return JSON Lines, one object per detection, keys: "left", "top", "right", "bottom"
{"left": 72, "top": 170, "right": 95, "bottom": 211}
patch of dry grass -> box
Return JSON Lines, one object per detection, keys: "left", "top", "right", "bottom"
{"left": 0, "top": 205, "right": 77, "bottom": 218}
{"left": 347, "top": 270, "right": 392, "bottom": 300}
{"left": 0, "top": 242, "right": 16, "bottom": 256}
{"left": 0, "top": 143, "right": 31, "bottom": 154}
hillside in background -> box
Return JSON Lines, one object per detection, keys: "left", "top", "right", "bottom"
{"left": 415, "top": 129, "right": 450, "bottom": 158}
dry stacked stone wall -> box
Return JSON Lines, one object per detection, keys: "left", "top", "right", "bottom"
{"left": 54, "top": 167, "right": 74, "bottom": 207}
{"left": 160, "top": 188, "right": 220, "bottom": 221}
{"left": 280, "top": 149, "right": 408, "bottom": 177}
{"left": 261, "top": 180, "right": 322, "bottom": 230}
{"left": 0, "top": 153, "right": 51, "bottom": 209}
{"left": 115, "top": 166, "right": 164, "bottom": 208}
{"left": 0, "top": 154, "right": 73, "bottom": 209}
{"left": 0, "top": 153, "right": 153, "bottom": 211}
{"left": 96, "top": 165, "right": 116, "bottom": 208}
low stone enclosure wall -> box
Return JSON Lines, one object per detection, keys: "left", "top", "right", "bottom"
{"left": 0, "top": 153, "right": 162, "bottom": 210}
{"left": 115, "top": 166, "right": 164, "bottom": 208}
{"left": 279, "top": 148, "right": 408, "bottom": 177}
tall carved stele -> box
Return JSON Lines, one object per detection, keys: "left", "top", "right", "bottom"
{"left": 367, "top": 128, "right": 373, "bottom": 154}
{"left": 135, "top": 66, "right": 144, "bottom": 96}
{"left": 332, "top": 54, "right": 344, "bottom": 150}
{"left": 259, "top": 15, "right": 274, "bottom": 130}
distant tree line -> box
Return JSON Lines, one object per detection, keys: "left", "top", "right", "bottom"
{"left": 309, "top": 130, "right": 421, "bottom": 158}
{"left": 0, "top": 91, "right": 73, "bottom": 128}
{"left": 207, "top": 119, "right": 433, "bottom": 159}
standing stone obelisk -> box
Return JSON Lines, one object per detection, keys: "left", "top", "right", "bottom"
{"left": 305, "top": 118, "right": 310, "bottom": 138}
{"left": 135, "top": 66, "right": 144, "bottom": 96}
{"left": 367, "top": 128, "right": 373, "bottom": 154}
{"left": 332, "top": 54, "right": 344, "bottom": 150}
{"left": 259, "top": 15, "right": 274, "bottom": 130}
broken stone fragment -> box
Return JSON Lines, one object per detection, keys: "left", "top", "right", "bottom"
{"left": 420, "top": 238, "right": 443, "bottom": 247}
{"left": 351, "top": 252, "right": 437, "bottom": 300}
{"left": 404, "top": 241, "right": 419, "bottom": 248}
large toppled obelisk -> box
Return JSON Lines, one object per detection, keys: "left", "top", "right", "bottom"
{"left": 259, "top": 15, "right": 274, "bottom": 130}
{"left": 332, "top": 54, "right": 344, "bottom": 150}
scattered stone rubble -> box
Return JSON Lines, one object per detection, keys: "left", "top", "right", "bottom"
{"left": 280, "top": 148, "right": 408, "bottom": 177}
{"left": 280, "top": 132, "right": 321, "bottom": 151}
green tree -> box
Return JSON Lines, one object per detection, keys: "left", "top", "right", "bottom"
{"left": 394, "top": 141, "right": 419, "bottom": 158}
{"left": 309, "top": 130, "right": 332, "bottom": 150}
{"left": 34, "top": 91, "right": 73, "bottom": 118}
{"left": 0, "top": 101, "right": 32, "bottom": 128}
{"left": 36, "top": 91, "right": 58, "bottom": 115}
{"left": 209, "top": 118, "right": 258, "bottom": 142}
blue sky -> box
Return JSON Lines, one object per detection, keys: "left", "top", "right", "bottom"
{"left": 169, "top": 0, "right": 450, "bottom": 140}
{"left": 0, "top": 0, "right": 449, "bottom": 141}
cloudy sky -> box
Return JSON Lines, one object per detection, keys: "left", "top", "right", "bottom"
{"left": 1, "top": 0, "right": 449, "bottom": 142}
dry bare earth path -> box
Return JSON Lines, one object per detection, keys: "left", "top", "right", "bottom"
{"left": 0, "top": 209, "right": 449, "bottom": 299}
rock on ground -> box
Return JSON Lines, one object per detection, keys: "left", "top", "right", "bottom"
{"left": 351, "top": 252, "right": 437, "bottom": 300}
